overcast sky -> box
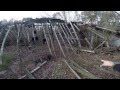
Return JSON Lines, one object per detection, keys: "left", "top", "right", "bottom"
{"left": 0, "top": 11, "right": 119, "bottom": 21}
{"left": 0, "top": 11, "right": 59, "bottom": 21}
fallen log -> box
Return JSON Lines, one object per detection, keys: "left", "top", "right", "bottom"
{"left": 80, "top": 49, "right": 95, "bottom": 53}
{"left": 25, "top": 69, "right": 35, "bottom": 79}
{"left": 69, "top": 60, "right": 101, "bottom": 79}
{"left": 94, "top": 41, "right": 106, "bottom": 50}
{"left": 63, "top": 59, "right": 81, "bottom": 79}
{"left": 76, "top": 54, "right": 120, "bottom": 78}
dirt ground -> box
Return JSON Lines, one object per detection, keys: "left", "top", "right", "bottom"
{"left": 1, "top": 45, "right": 120, "bottom": 79}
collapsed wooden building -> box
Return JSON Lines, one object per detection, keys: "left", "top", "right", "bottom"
{"left": 0, "top": 18, "right": 120, "bottom": 79}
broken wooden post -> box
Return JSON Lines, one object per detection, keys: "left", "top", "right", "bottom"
{"left": 64, "top": 23, "right": 76, "bottom": 43}
{"left": 19, "top": 61, "right": 47, "bottom": 79}
{"left": 57, "top": 24, "right": 69, "bottom": 54}
{"left": 25, "top": 68, "right": 35, "bottom": 79}
{"left": 46, "top": 25, "right": 56, "bottom": 58}
{"left": 59, "top": 23, "right": 76, "bottom": 54}
{"left": 51, "top": 23, "right": 66, "bottom": 57}
{"left": 90, "top": 33, "right": 94, "bottom": 49}
{"left": 73, "top": 24, "right": 93, "bottom": 49}
{"left": 42, "top": 24, "right": 53, "bottom": 55}
{"left": 69, "top": 60, "right": 100, "bottom": 79}
{"left": 94, "top": 41, "right": 106, "bottom": 50}
{"left": 63, "top": 59, "right": 81, "bottom": 79}
{"left": 70, "top": 22, "right": 82, "bottom": 49}
{"left": 61, "top": 23, "right": 74, "bottom": 44}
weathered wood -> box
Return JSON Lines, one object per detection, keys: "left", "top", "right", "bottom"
{"left": 26, "top": 27, "right": 30, "bottom": 43}
{"left": 16, "top": 25, "right": 24, "bottom": 76}
{"left": 51, "top": 24, "right": 66, "bottom": 57}
{"left": 25, "top": 68, "right": 35, "bottom": 79}
{"left": 76, "top": 54, "right": 120, "bottom": 77}
{"left": 57, "top": 26, "right": 69, "bottom": 54}
{"left": 59, "top": 24, "right": 76, "bottom": 54}
{"left": 64, "top": 23, "right": 76, "bottom": 42}
{"left": 94, "top": 41, "right": 106, "bottom": 50}
{"left": 69, "top": 60, "right": 101, "bottom": 79}
{"left": 90, "top": 33, "right": 94, "bottom": 49}
{"left": 46, "top": 25, "right": 56, "bottom": 58}
{"left": 63, "top": 59, "right": 81, "bottom": 79}
{"left": 42, "top": 24, "right": 53, "bottom": 55}
{"left": 70, "top": 22, "right": 82, "bottom": 48}
{"left": 80, "top": 49, "right": 95, "bottom": 53}
{"left": 95, "top": 26, "right": 116, "bottom": 33}
{"left": 73, "top": 24, "right": 92, "bottom": 49}
{"left": 61, "top": 23, "right": 74, "bottom": 44}
{"left": 87, "top": 27, "right": 106, "bottom": 40}
{"left": 18, "top": 61, "right": 47, "bottom": 79}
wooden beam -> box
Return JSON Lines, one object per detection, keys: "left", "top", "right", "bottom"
{"left": 69, "top": 60, "right": 101, "bottom": 79}
{"left": 57, "top": 26, "right": 69, "bottom": 54}
{"left": 63, "top": 59, "right": 81, "bottom": 79}
{"left": 51, "top": 24, "right": 66, "bottom": 57}
{"left": 46, "top": 25, "right": 57, "bottom": 58}
{"left": 80, "top": 49, "right": 95, "bottom": 53}
{"left": 59, "top": 24, "right": 76, "bottom": 54}
{"left": 70, "top": 22, "right": 82, "bottom": 49}
{"left": 18, "top": 61, "right": 47, "bottom": 79}
{"left": 87, "top": 27, "right": 106, "bottom": 40}
{"left": 25, "top": 68, "right": 35, "bottom": 79}
{"left": 64, "top": 23, "right": 76, "bottom": 43}
{"left": 42, "top": 24, "right": 53, "bottom": 55}
{"left": 94, "top": 41, "right": 106, "bottom": 50}
{"left": 73, "top": 24, "right": 93, "bottom": 49}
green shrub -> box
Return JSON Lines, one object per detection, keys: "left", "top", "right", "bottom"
{"left": 0, "top": 54, "right": 14, "bottom": 71}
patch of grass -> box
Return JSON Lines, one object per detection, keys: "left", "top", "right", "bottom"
{"left": 52, "top": 61, "right": 66, "bottom": 79}
{"left": 0, "top": 54, "right": 14, "bottom": 71}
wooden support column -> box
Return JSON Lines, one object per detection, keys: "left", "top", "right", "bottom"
{"left": 70, "top": 22, "right": 82, "bottom": 49}
{"left": 51, "top": 23, "right": 66, "bottom": 57}
{"left": 59, "top": 24, "right": 76, "bottom": 54}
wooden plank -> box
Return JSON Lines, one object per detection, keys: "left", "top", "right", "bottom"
{"left": 69, "top": 60, "right": 101, "bottom": 79}
{"left": 61, "top": 23, "right": 74, "bottom": 44}
{"left": 70, "top": 22, "right": 82, "bottom": 48}
{"left": 18, "top": 61, "right": 47, "bottom": 79}
{"left": 64, "top": 23, "right": 76, "bottom": 42}
{"left": 80, "top": 49, "right": 95, "bottom": 53}
{"left": 87, "top": 27, "right": 106, "bottom": 40}
{"left": 46, "top": 25, "right": 57, "bottom": 58}
{"left": 42, "top": 24, "right": 53, "bottom": 55}
{"left": 63, "top": 59, "right": 81, "bottom": 79}
{"left": 59, "top": 24, "right": 76, "bottom": 54}
{"left": 94, "top": 41, "right": 106, "bottom": 50}
{"left": 25, "top": 68, "right": 35, "bottom": 79}
{"left": 57, "top": 26, "right": 69, "bottom": 54}
{"left": 76, "top": 54, "right": 120, "bottom": 77}
{"left": 73, "top": 24, "right": 93, "bottom": 49}
{"left": 51, "top": 24, "right": 66, "bottom": 57}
